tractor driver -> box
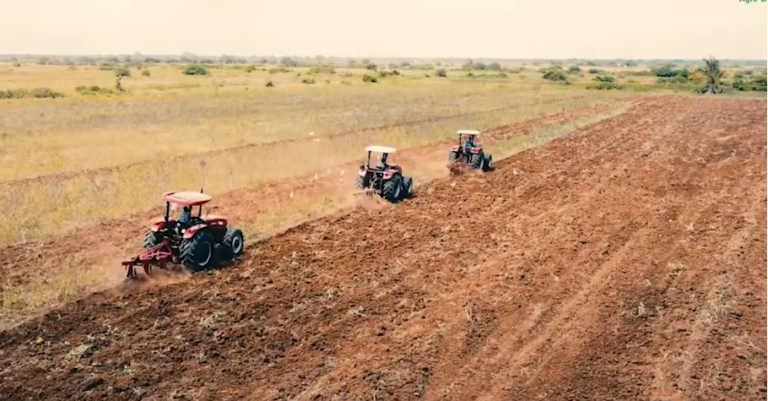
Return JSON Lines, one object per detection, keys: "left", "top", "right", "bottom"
{"left": 178, "top": 206, "right": 192, "bottom": 227}
{"left": 465, "top": 134, "right": 477, "bottom": 150}
{"left": 377, "top": 153, "right": 389, "bottom": 170}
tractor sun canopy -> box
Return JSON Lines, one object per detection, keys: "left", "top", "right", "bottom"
{"left": 161, "top": 191, "right": 213, "bottom": 207}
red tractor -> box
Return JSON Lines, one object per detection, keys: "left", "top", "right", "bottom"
{"left": 121, "top": 191, "right": 245, "bottom": 279}
{"left": 448, "top": 129, "right": 493, "bottom": 174}
{"left": 355, "top": 145, "right": 414, "bottom": 202}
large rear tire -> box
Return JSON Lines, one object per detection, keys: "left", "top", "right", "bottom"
{"left": 471, "top": 152, "right": 484, "bottom": 170}
{"left": 448, "top": 151, "right": 459, "bottom": 163}
{"left": 485, "top": 155, "right": 493, "bottom": 171}
{"left": 223, "top": 228, "right": 245, "bottom": 259}
{"left": 402, "top": 176, "right": 413, "bottom": 199}
{"left": 382, "top": 175, "right": 402, "bottom": 202}
{"left": 180, "top": 230, "right": 216, "bottom": 273}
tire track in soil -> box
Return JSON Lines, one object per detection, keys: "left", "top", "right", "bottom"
{"left": 1, "top": 95, "right": 763, "bottom": 401}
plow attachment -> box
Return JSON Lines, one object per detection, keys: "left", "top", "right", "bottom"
{"left": 121, "top": 239, "right": 174, "bottom": 280}
{"left": 353, "top": 188, "right": 377, "bottom": 197}
{"left": 447, "top": 160, "right": 468, "bottom": 176}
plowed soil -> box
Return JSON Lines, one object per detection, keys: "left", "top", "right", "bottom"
{"left": 0, "top": 96, "right": 765, "bottom": 401}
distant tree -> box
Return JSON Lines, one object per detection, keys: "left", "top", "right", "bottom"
{"left": 486, "top": 62, "right": 502, "bottom": 71}
{"left": 115, "top": 68, "right": 131, "bottom": 77}
{"left": 567, "top": 66, "right": 581, "bottom": 74}
{"left": 436, "top": 68, "right": 448, "bottom": 78}
{"left": 699, "top": 56, "right": 724, "bottom": 94}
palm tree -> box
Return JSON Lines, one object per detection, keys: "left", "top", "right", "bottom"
{"left": 699, "top": 56, "right": 724, "bottom": 94}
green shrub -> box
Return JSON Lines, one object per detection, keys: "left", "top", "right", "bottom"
{"left": 362, "top": 75, "right": 378, "bottom": 83}
{"left": 183, "top": 65, "right": 210, "bottom": 76}
{"left": 268, "top": 67, "right": 291, "bottom": 74}
{"left": 141, "top": 69, "right": 151, "bottom": 77}
{"left": 115, "top": 68, "right": 131, "bottom": 77}
{"left": 12, "top": 62, "right": 21, "bottom": 67}
{"left": 436, "top": 68, "right": 447, "bottom": 78}
{"left": 75, "top": 85, "right": 114, "bottom": 95}
{"left": 0, "top": 89, "right": 29, "bottom": 99}
{"left": 587, "top": 82, "right": 623, "bottom": 90}
{"left": 732, "top": 75, "right": 767, "bottom": 91}
{"left": 594, "top": 75, "right": 615, "bottom": 82}
{"left": 486, "top": 62, "right": 502, "bottom": 71}
{"left": 542, "top": 68, "right": 567, "bottom": 81}
{"left": 31, "top": 88, "right": 64, "bottom": 98}
{"left": 244, "top": 65, "right": 257, "bottom": 73}
{"left": 587, "top": 68, "right": 601, "bottom": 74}
{"left": 567, "top": 66, "right": 581, "bottom": 74}
{"left": 655, "top": 76, "right": 690, "bottom": 85}
{"left": 309, "top": 66, "right": 336, "bottom": 74}
{"left": 301, "top": 78, "right": 315, "bottom": 84}
{"left": 265, "top": 81, "right": 274, "bottom": 87}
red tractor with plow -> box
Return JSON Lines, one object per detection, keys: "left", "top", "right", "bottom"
{"left": 355, "top": 145, "right": 414, "bottom": 202}
{"left": 448, "top": 129, "right": 494, "bottom": 175}
{"left": 121, "top": 191, "right": 245, "bottom": 280}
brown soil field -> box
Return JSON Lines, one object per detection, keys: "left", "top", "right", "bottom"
{"left": 0, "top": 95, "right": 765, "bottom": 401}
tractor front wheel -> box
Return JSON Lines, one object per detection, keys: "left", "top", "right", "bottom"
{"left": 223, "top": 228, "right": 245, "bottom": 259}
{"left": 143, "top": 230, "right": 162, "bottom": 249}
{"left": 355, "top": 175, "right": 368, "bottom": 191}
{"left": 180, "top": 230, "right": 216, "bottom": 273}
{"left": 382, "top": 175, "right": 402, "bottom": 202}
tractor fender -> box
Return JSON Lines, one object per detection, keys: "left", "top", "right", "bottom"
{"left": 450, "top": 145, "right": 461, "bottom": 152}
{"left": 382, "top": 168, "right": 401, "bottom": 180}
{"left": 358, "top": 168, "right": 368, "bottom": 177}
{"left": 470, "top": 147, "right": 483, "bottom": 154}
{"left": 182, "top": 224, "right": 208, "bottom": 240}
{"left": 151, "top": 219, "right": 173, "bottom": 232}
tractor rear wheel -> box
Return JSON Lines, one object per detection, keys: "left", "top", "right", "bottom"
{"left": 448, "top": 151, "right": 459, "bottom": 163}
{"left": 382, "top": 175, "right": 402, "bottom": 202}
{"left": 485, "top": 155, "right": 493, "bottom": 171}
{"left": 223, "top": 228, "right": 245, "bottom": 259}
{"left": 471, "top": 152, "right": 484, "bottom": 170}
{"left": 180, "top": 230, "right": 216, "bottom": 273}
{"left": 402, "top": 176, "right": 413, "bottom": 199}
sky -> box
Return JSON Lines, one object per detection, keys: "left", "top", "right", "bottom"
{"left": 1, "top": 0, "right": 766, "bottom": 59}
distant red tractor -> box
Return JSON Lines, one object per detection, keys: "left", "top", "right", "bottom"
{"left": 448, "top": 129, "right": 493, "bottom": 174}
{"left": 121, "top": 191, "right": 244, "bottom": 279}
{"left": 355, "top": 145, "right": 414, "bottom": 202}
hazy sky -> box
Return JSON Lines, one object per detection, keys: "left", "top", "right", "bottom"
{"left": 2, "top": 0, "right": 766, "bottom": 59}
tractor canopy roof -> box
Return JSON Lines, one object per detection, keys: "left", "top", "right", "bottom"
{"left": 365, "top": 145, "right": 397, "bottom": 154}
{"left": 161, "top": 191, "right": 213, "bottom": 207}
{"left": 457, "top": 129, "right": 481, "bottom": 136}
